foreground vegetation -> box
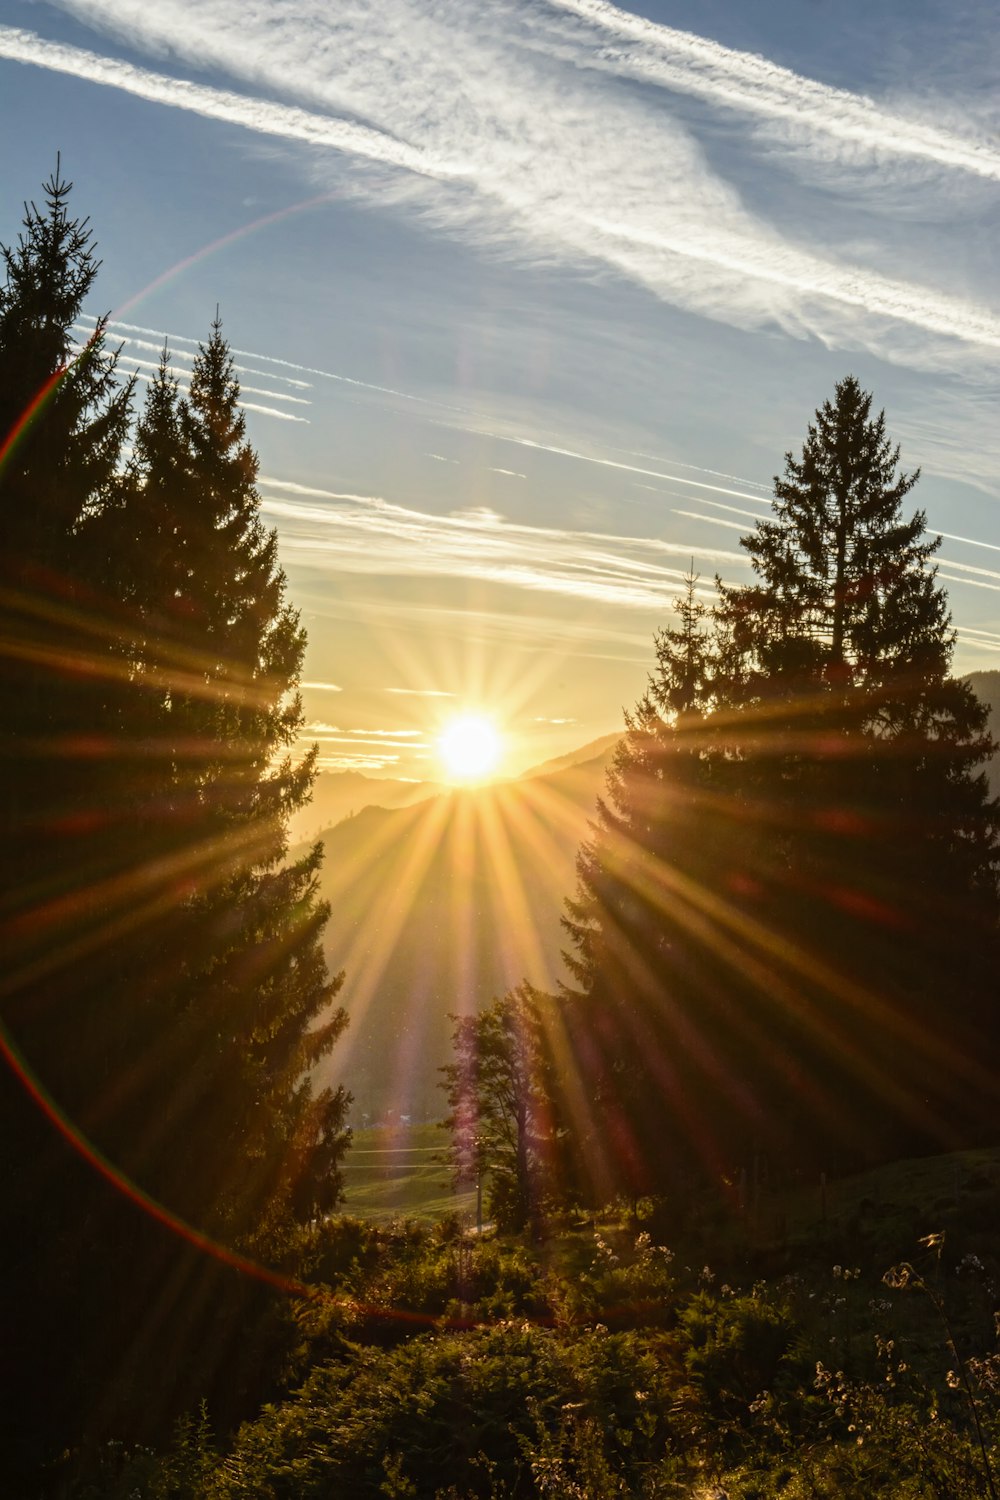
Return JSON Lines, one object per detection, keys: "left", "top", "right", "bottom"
{"left": 65, "top": 1148, "right": 1000, "bottom": 1498}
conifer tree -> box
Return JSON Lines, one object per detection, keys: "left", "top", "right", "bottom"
{"left": 79, "top": 322, "right": 352, "bottom": 1241}
{"left": 712, "top": 376, "right": 1000, "bottom": 1164}
{"left": 0, "top": 170, "right": 351, "bottom": 1477}
{"left": 0, "top": 160, "right": 132, "bottom": 888}
{"left": 560, "top": 382, "right": 1000, "bottom": 1202}
{"left": 0, "top": 162, "right": 138, "bottom": 1487}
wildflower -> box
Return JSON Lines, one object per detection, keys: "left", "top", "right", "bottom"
{"left": 883, "top": 1263, "right": 914, "bottom": 1290}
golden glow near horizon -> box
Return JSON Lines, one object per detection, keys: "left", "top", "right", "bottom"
{"left": 437, "top": 713, "right": 503, "bottom": 782}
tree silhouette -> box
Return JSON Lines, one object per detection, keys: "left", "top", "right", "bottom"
{"left": 82, "top": 325, "right": 352, "bottom": 1241}
{"left": 560, "top": 382, "right": 1000, "bottom": 1203}
{"left": 560, "top": 573, "right": 756, "bottom": 1203}
{"left": 0, "top": 169, "right": 350, "bottom": 1479}
{"left": 714, "top": 376, "right": 1000, "bottom": 1164}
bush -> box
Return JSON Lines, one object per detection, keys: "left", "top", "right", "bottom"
{"left": 680, "top": 1287, "right": 799, "bottom": 1417}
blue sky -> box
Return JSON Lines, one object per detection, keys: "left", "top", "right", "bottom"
{"left": 2, "top": 0, "right": 998, "bottom": 779}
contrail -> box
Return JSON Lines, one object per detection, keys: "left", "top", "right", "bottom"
{"left": 938, "top": 531, "right": 1000, "bottom": 557}
{"left": 131, "top": 369, "right": 309, "bottom": 423}
{"left": 79, "top": 314, "right": 473, "bottom": 415}
{"left": 14, "top": 22, "right": 1000, "bottom": 355}
{"left": 550, "top": 0, "right": 1000, "bottom": 182}
{"left": 0, "top": 25, "right": 463, "bottom": 180}
{"left": 448, "top": 425, "right": 778, "bottom": 505}
{"left": 85, "top": 327, "right": 313, "bottom": 389}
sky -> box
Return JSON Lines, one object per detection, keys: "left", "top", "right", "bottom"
{"left": 2, "top": 0, "right": 998, "bottom": 782}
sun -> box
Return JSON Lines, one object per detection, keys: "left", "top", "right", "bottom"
{"left": 438, "top": 714, "right": 503, "bottom": 781}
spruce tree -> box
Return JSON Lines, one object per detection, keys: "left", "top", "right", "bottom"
{"left": 0, "top": 160, "right": 132, "bottom": 901}
{"left": 560, "top": 382, "right": 1000, "bottom": 1203}
{"left": 0, "top": 171, "right": 351, "bottom": 1476}
{"left": 712, "top": 376, "right": 1000, "bottom": 1165}
{"left": 77, "top": 322, "right": 352, "bottom": 1242}
{"left": 0, "top": 162, "right": 138, "bottom": 1486}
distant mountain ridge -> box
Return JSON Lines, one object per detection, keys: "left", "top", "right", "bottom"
{"left": 517, "top": 732, "right": 623, "bottom": 781}
{"left": 290, "top": 733, "right": 623, "bottom": 846}
{"left": 288, "top": 770, "right": 447, "bottom": 845}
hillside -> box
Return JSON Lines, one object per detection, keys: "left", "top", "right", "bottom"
{"left": 289, "top": 769, "right": 446, "bottom": 844}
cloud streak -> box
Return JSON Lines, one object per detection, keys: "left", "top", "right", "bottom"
{"left": 13, "top": 6, "right": 1000, "bottom": 366}
{"left": 79, "top": 325, "right": 313, "bottom": 389}
{"left": 551, "top": 0, "right": 1000, "bottom": 182}
{"left": 0, "top": 25, "right": 459, "bottom": 179}
{"left": 130, "top": 369, "right": 308, "bottom": 423}
{"left": 259, "top": 477, "right": 745, "bottom": 611}
{"left": 79, "top": 313, "right": 472, "bottom": 416}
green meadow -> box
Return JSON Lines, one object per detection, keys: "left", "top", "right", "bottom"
{"left": 340, "top": 1123, "right": 478, "bottom": 1224}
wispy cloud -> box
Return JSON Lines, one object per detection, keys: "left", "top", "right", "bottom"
{"left": 673, "top": 509, "right": 747, "bottom": 534}
{"left": 301, "top": 680, "right": 344, "bottom": 692}
{"left": 311, "top": 734, "right": 429, "bottom": 748}
{"left": 12, "top": 5, "right": 1000, "bottom": 368}
{"left": 259, "top": 476, "right": 745, "bottom": 611}
{"left": 449, "top": 427, "right": 780, "bottom": 506}
{"left": 316, "top": 752, "right": 401, "bottom": 770}
{"left": 619, "top": 450, "right": 773, "bottom": 493}
{"left": 940, "top": 533, "right": 1000, "bottom": 557}
{"left": 957, "top": 626, "right": 1000, "bottom": 655}
{"left": 0, "top": 25, "right": 458, "bottom": 178}
{"left": 551, "top": 0, "right": 1000, "bottom": 182}
{"left": 937, "top": 558, "right": 1000, "bottom": 594}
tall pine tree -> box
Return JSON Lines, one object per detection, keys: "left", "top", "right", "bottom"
{"left": 712, "top": 376, "right": 1000, "bottom": 1166}
{"left": 0, "top": 170, "right": 350, "bottom": 1478}
{"left": 559, "top": 381, "right": 1000, "bottom": 1205}
{"left": 76, "top": 324, "right": 352, "bottom": 1242}
{"left": 0, "top": 160, "right": 132, "bottom": 920}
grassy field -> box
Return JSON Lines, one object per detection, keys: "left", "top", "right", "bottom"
{"left": 340, "top": 1122, "right": 478, "bottom": 1224}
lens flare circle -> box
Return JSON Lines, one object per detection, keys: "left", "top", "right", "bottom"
{"left": 438, "top": 714, "right": 502, "bottom": 780}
